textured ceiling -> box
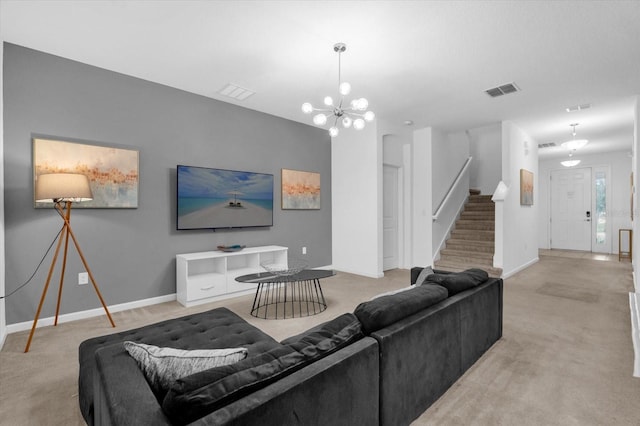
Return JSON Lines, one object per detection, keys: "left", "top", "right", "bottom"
{"left": 2, "top": 0, "right": 640, "bottom": 160}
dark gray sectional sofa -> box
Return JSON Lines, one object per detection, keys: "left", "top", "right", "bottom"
{"left": 79, "top": 268, "right": 502, "bottom": 426}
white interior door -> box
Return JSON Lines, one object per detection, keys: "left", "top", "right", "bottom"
{"left": 550, "top": 167, "right": 592, "bottom": 251}
{"left": 383, "top": 165, "right": 399, "bottom": 270}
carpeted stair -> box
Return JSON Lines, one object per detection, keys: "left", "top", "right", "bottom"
{"left": 435, "top": 190, "right": 503, "bottom": 277}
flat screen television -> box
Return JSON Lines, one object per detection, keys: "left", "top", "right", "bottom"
{"left": 177, "top": 165, "right": 274, "bottom": 230}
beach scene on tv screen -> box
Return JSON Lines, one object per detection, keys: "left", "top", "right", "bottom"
{"left": 178, "top": 166, "right": 273, "bottom": 229}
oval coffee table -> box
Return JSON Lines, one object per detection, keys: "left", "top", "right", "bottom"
{"left": 235, "top": 269, "right": 334, "bottom": 319}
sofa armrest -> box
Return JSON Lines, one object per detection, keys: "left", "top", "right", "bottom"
{"left": 370, "top": 298, "right": 462, "bottom": 426}
{"left": 193, "top": 337, "right": 380, "bottom": 426}
{"left": 94, "top": 343, "right": 171, "bottom": 426}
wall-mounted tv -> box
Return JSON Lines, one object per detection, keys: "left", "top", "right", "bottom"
{"left": 177, "top": 165, "right": 274, "bottom": 230}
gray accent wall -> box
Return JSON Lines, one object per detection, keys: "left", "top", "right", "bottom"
{"left": 3, "top": 43, "right": 331, "bottom": 324}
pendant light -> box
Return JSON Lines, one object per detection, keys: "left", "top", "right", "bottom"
{"left": 301, "top": 43, "right": 375, "bottom": 137}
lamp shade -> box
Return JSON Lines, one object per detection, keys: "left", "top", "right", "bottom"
{"left": 35, "top": 173, "right": 93, "bottom": 202}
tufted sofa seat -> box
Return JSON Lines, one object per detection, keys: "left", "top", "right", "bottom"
{"left": 79, "top": 307, "right": 281, "bottom": 425}
{"left": 79, "top": 307, "right": 380, "bottom": 426}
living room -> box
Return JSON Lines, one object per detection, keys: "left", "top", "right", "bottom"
{"left": 1, "top": 1, "right": 640, "bottom": 425}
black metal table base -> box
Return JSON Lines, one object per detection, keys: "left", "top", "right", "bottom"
{"left": 250, "top": 278, "right": 327, "bottom": 320}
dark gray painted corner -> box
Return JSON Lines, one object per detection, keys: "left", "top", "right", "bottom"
{"left": 3, "top": 43, "right": 331, "bottom": 324}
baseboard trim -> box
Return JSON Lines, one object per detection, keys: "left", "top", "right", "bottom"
{"left": 502, "top": 257, "right": 539, "bottom": 279}
{"left": 6, "top": 293, "right": 177, "bottom": 334}
{"left": 629, "top": 292, "right": 640, "bottom": 377}
{"left": 0, "top": 327, "right": 6, "bottom": 351}
{"left": 333, "top": 266, "right": 383, "bottom": 279}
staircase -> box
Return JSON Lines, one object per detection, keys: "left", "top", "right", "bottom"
{"left": 434, "top": 190, "right": 503, "bottom": 277}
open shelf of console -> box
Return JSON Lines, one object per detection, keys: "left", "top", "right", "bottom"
{"left": 176, "top": 245, "right": 288, "bottom": 307}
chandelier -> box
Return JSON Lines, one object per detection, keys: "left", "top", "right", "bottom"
{"left": 302, "top": 43, "right": 375, "bottom": 137}
{"left": 560, "top": 123, "right": 587, "bottom": 167}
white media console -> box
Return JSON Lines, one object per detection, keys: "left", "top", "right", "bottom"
{"left": 176, "top": 245, "right": 288, "bottom": 307}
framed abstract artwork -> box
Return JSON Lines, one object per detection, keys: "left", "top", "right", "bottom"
{"left": 33, "top": 137, "right": 139, "bottom": 208}
{"left": 520, "top": 168, "right": 534, "bottom": 206}
{"left": 281, "top": 169, "right": 320, "bottom": 210}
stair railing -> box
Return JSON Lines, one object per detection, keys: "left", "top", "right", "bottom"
{"left": 432, "top": 156, "right": 473, "bottom": 222}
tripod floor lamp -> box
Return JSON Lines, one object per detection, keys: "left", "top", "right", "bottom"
{"left": 25, "top": 173, "right": 115, "bottom": 352}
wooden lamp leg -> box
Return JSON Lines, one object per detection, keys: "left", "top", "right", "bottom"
{"left": 24, "top": 223, "right": 67, "bottom": 353}
{"left": 54, "top": 204, "right": 72, "bottom": 326}
{"left": 24, "top": 201, "right": 116, "bottom": 353}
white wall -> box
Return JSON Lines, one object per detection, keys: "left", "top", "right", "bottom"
{"left": 412, "top": 127, "right": 433, "bottom": 267}
{"left": 468, "top": 123, "right": 502, "bottom": 195}
{"left": 332, "top": 123, "right": 383, "bottom": 278}
{"left": 432, "top": 130, "right": 470, "bottom": 257}
{"left": 499, "top": 121, "right": 539, "bottom": 277}
{"left": 431, "top": 130, "right": 469, "bottom": 209}
{"left": 538, "top": 151, "right": 632, "bottom": 253}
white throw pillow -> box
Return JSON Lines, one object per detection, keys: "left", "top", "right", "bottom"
{"left": 123, "top": 341, "right": 248, "bottom": 394}
{"left": 414, "top": 266, "right": 435, "bottom": 285}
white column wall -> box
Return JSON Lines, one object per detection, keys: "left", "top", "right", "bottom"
{"left": 331, "top": 123, "right": 383, "bottom": 278}
{"left": 500, "top": 121, "right": 539, "bottom": 277}
{"left": 411, "top": 127, "right": 433, "bottom": 267}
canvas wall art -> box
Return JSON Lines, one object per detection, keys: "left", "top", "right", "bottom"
{"left": 281, "top": 169, "right": 320, "bottom": 210}
{"left": 520, "top": 168, "right": 534, "bottom": 205}
{"left": 33, "top": 137, "right": 139, "bottom": 208}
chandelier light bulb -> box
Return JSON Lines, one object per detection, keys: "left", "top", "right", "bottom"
{"left": 313, "top": 114, "right": 327, "bottom": 126}
{"left": 301, "top": 103, "right": 313, "bottom": 114}
{"left": 339, "top": 82, "right": 351, "bottom": 96}
{"left": 301, "top": 43, "right": 373, "bottom": 137}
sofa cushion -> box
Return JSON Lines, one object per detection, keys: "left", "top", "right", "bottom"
{"left": 354, "top": 284, "right": 449, "bottom": 334}
{"left": 282, "top": 313, "right": 364, "bottom": 356}
{"left": 425, "top": 268, "right": 489, "bottom": 295}
{"left": 162, "top": 313, "right": 364, "bottom": 425}
{"left": 78, "top": 307, "right": 279, "bottom": 425}
{"left": 123, "top": 341, "right": 248, "bottom": 396}
{"left": 162, "top": 345, "right": 305, "bottom": 425}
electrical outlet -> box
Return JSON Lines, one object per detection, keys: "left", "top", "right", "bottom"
{"left": 78, "top": 272, "right": 89, "bottom": 285}
{"left": 302, "top": 247, "right": 307, "bottom": 255}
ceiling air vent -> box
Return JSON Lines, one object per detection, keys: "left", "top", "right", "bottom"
{"left": 218, "top": 83, "right": 255, "bottom": 101}
{"left": 484, "top": 82, "right": 520, "bottom": 98}
{"left": 538, "top": 142, "right": 557, "bottom": 149}
{"left": 565, "top": 103, "right": 591, "bottom": 112}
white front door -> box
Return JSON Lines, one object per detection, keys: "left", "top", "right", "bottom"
{"left": 383, "top": 165, "right": 399, "bottom": 270}
{"left": 550, "top": 167, "right": 592, "bottom": 251}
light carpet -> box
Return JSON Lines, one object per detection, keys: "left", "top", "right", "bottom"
{"left": 1, "top": 255, "right": 639, "bottom": 425}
